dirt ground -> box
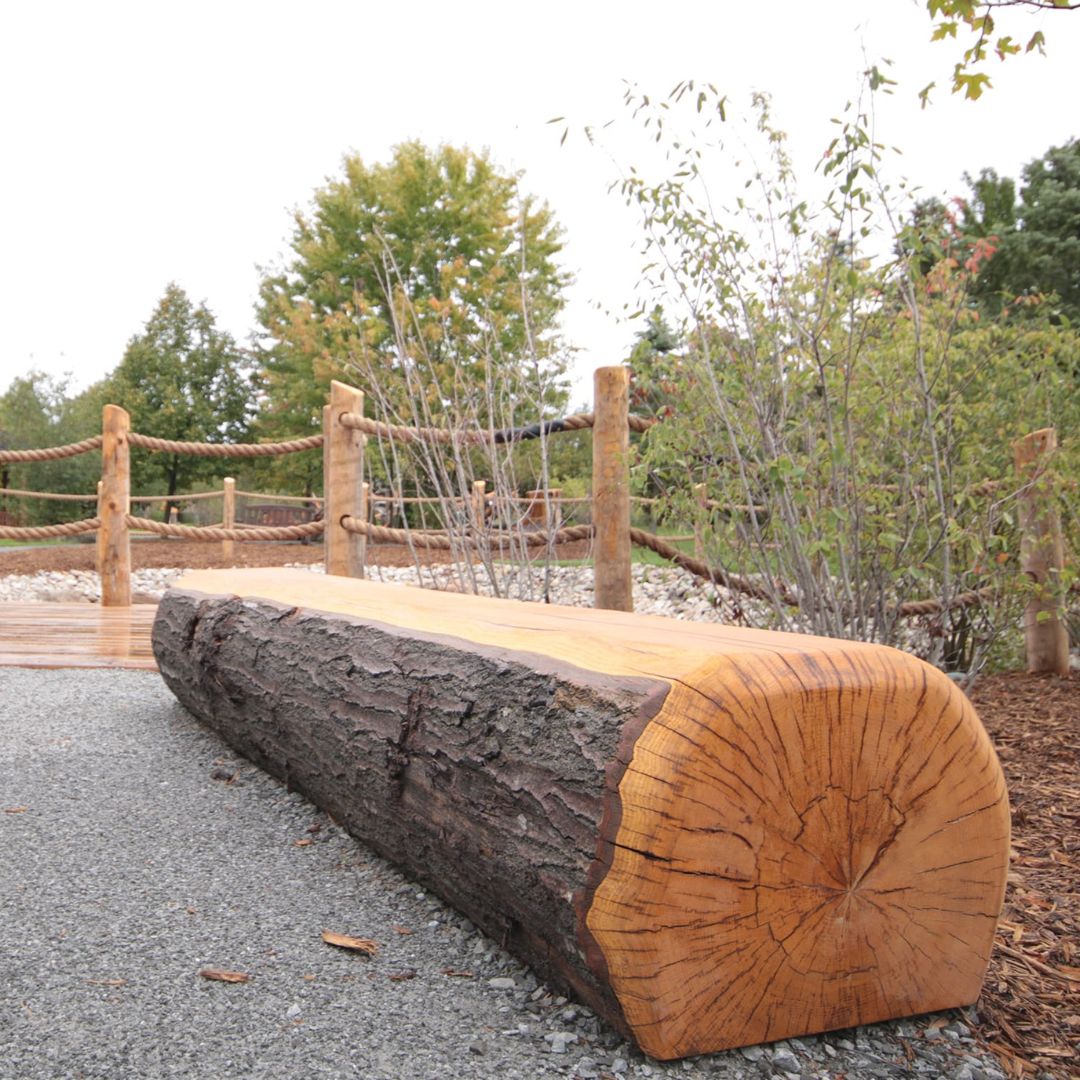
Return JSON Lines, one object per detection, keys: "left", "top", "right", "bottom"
{"left": 0, "top": 538, "right": 595, "bottom": 576}
{"left": 2, "top": 540, "right": 1077, "bottom": 1077}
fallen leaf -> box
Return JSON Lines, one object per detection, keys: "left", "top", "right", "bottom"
{"left": 3, "top": 806, "right": 28, "bottom": 814}
{"left": 293, "top": 839, "right": 313, "bottom": 848}
{"left": 387, "top": 968, "right": 417, "bottom": 982}
{"left": 321, "top": 930, "right": 377, "bottom": 955}
{"left": 441, "top": 968, "right": 474, "bottom": 978}
{"left": 198, "top": 968, "right": 251, "bottom": 983}
{"left": 185, "top": 906, "right": 197, "bottom": 915}
{"left": 391, "top": 925, "right": 414, "bottom": 936}
{"left": 86, "top": 979, "right": 127, "bottom": 987}
{"left": 302, "top": 974, "right": 316, "bottom": 981}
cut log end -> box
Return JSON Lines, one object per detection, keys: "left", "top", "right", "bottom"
{"left": 586, "top": 649, "right": 1009, "bottom": 1059}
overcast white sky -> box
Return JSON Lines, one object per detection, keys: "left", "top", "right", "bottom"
{"left": 1, "top": 0, "right": 1078, "bottom": 405}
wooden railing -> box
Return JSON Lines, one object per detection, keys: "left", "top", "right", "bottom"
{"left": 0, "top": 367, "right": 1073, "bottom": 673}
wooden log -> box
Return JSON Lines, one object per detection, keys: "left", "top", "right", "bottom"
{"left": 152, "top": 568, "right": 1009, "bottom": 1060}
{"left": 1014, "top": 428, "right": 1069, "bottom": 676}
{"left": 98, "top": 404, "right": 131, "bottom": 607}
{"left": 593, "top": 366, "right": 632, "bottom": 611}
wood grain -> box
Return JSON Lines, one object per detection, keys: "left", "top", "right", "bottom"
{"left": 592, "top": 366, "right": 632, "bottom": 612}
{"left": 154, "top": 568, "right": 1009, "bottom": 1059}
{"left": 325, "top": 381, "right": 365, "bottom": 578}
{"left": 0, "top": 602, "right": 157, "bottom": 669}
{"left": 98, "top": 404, "right": 131, "bottom": 607}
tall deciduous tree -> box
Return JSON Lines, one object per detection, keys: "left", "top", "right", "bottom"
{"left": 0, "top": 371, "right": 101, "bottom": 523}
{"left": 255, "top": 140, "right": 570, "bottom": 444}
{"left": 951, "top": 139, "right": 1080, "bottom": 325}
{"left": 106, "top": 284, "right": 254, "bottom": 500}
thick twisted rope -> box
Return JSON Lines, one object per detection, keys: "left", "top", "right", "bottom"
{"left": 126, "top": 515, "right": 325, "bottom": 542}
{"left": 0, "top": 517, "right": 101, "bottom": 540}
{"left": 338, "top": 411, "right": 654, "bottom": 444}
{"left": 893, "top": 588, "right": 998, "bottom": 617}
{"left": 131, "top": 489, "right": 226, "bottom": 503}
{"left": 127, "top": 433, "right": 323, "bottom": 457}
{"left": 235, "top": 490, "right": 324, "bottom": 505}
{"left": 629, "top": 528, "right": 798, "bottom": 605}
{"left": 0, "top": 436, "right": 103, "bottom": 463}
{"left": 340, "top": 517, "right": 595, "bottom": 549}
{"left": 629, "top": 529, "right": 1022, "bottom": 617}
{"left": 0, "top": 486, "right": 97, "bottom": 502}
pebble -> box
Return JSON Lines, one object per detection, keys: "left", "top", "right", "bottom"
{"left": 770, "top": 1048, "right": 801, "bottom": 1075}
{"left": 488, "top": 977, "right": 517, "bottom": 991}
{"left": 545, "top": 1031, "right": 577, "bottom": 1054}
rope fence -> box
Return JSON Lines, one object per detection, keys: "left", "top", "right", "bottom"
{"left": 0, "top": 436, "right": 103, "bottom": 463}
{"left": 127, "top": 432, "right": 323, "bottom": 457}
{"left": 234, "top": 490, "right": 323, "bottom": 505}
{"left": 0, "top": 370, "right": 1071, "bottom": 673}
{"left": 0, "top": 486, "right": 97, "bottom": 502}
{"left": 0, "top": 517, "right": 101, "bottom": 540}
{"left": 340, "top": 517, "right": 594, "bottom": 550}
{"left": 125, "top": 516, "right": 325, "bottom": 543}
{"left": 337, "top": 410, "right": 654, "bottom": 444}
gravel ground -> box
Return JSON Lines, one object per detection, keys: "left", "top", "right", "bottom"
{"left": 1, "top": 664, "right": 1014, "bottom": 1080}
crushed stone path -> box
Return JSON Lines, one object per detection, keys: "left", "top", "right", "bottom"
{"left": 0, "top": 668, "right": 1009, "bottom": 1080}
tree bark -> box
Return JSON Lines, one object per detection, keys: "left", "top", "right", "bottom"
{"left": 153, "top": 568, "right": 1010, "bottom": 1060}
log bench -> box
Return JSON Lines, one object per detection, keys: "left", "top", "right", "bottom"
{"left": 152, "top": 568, "right": 1009, "bottom": 1061}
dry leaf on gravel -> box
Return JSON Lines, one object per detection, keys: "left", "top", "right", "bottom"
{"left": 321, "top": 930, "right": 377, "bottom": 955}
{"left": 441, "top": 968, "right": 474, "bottom": 978}
{"left": 198, "top": 968, "right": 251, "bottom": 983}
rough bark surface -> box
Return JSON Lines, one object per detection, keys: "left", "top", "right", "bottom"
{"left": 153, "top": 587, "right": 664, "bottom": 1031}
{"left": 152, "top": 570, "right": 1010, "bottom": 1060}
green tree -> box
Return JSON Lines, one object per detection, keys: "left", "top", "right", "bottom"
{"left": 0, "top": 371, "right": 100, "bottom": 524}
{"left": 955, "top": 139, "right": 1080, "bottom": 325}
{"left": 625, "top": 306, "right": 684, "bottom": 419}
{"left": 614, "top": 81, "right": 1080, "bottom": 668}
{"left": 106, "top": 284, "right": 254, "bottom": 502}
{"left": 998, "top": 137, "right": 1080, "bottom": 321}
{"left": 256, "top": 140, "right": 570, "bottom": 448}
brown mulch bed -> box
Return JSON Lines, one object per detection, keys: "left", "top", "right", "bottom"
{"left": 967, "top": 672, "right": 1080, "bottom": 1079}
{"left": 1, "top": 541, "right": 1076, "bottom": 1076}
{"left": 0, "top": 538, "right": 593, "bottom": 576}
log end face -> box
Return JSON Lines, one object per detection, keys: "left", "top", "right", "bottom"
{"left": 586, "top": 645, "right": 1010, "bottom": 1059}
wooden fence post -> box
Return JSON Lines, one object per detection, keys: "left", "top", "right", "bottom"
{"left": 525, "top": 488, "right": 562, "bottom": 529}
{"left": 593, "top": 366, "right": 633, "bottom": 611}
{"left": 471, "top": 479, "right": 487, "bottom": 529}
{"left": 1014, "top": 428, "right": 1070, "bottom": 676}
{"left": 222, "top": 477, "right": 236, "bottom": 562}
{"left": 98, "top": 404, "right": 131, "bottom": 607}
{"left": 324, "top": 380, "right": 366, "bottom": 578}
